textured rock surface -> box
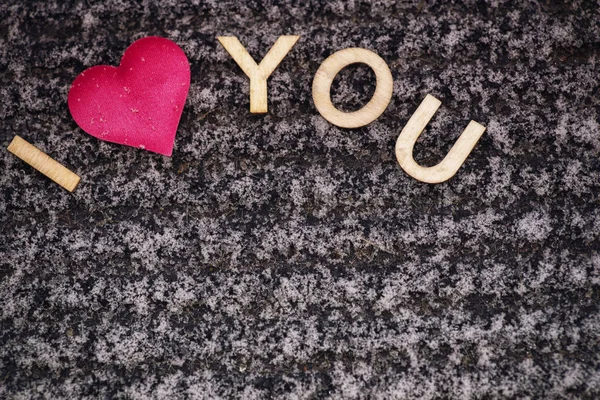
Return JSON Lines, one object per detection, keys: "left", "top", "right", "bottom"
{"left": 1, "top": 1, "right": 599, "bottom": 398}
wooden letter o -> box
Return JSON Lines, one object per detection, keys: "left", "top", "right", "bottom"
{"left": 312, "top": 48, "right": 393, "bottom": 128}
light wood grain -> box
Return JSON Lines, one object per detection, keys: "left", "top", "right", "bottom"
{"left": 395, "top": 94, "right": 486, "bottom": 184}
{"left": 7, "top": 135, "right": 80, "bottom": 192}
{"left": 217, "top": 35, "right": 300, "bottom": 113}
{"left": 312, "top": 48, "right": 393, "bottom": 128}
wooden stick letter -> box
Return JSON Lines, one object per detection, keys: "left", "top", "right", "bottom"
{"left": 395, "top": 94, "right": 486, "bottom": 184}
{"left": 217, "top": 35, "right": 300, "bottom": 113}
{"left": 7, "top": 135, "right": 80, "bottom": 192}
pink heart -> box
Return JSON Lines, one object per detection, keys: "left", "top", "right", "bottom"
{"left": 68, "top": 36, "right": 190, "bottom": 156}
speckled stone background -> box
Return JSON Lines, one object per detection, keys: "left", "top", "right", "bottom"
{"left": 1, "top": 1, "right": 600, "bottom": 398}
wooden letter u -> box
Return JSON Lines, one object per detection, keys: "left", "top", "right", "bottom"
{"left": 395, "top": 94, "right": 486, "bottom": 184}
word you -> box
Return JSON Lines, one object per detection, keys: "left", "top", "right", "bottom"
{"left": 8, "top": 36, "right": 487, "bottom": 192}
{"left": 219, "top": 35, "right": 486, "bottom": 184}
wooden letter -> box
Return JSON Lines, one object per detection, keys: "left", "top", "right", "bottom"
{"left": 312, "top": 48, "right": 393, "bottom": 128}
{"left": 7, "top": 135, "right": 80, "bottom": 192}
{"left": 395, "top": 94, "right": 486, "bottom": 184}
{"left": 217, "top": 35, "right": 300, "bottom": 113}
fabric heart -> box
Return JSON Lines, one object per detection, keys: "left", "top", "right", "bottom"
{"left": 68, "top": 36, "right": 190, "bottom": 156}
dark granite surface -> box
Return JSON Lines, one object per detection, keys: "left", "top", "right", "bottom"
{"left": 1, "top": 1, "right": 600, "bottom": 398}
